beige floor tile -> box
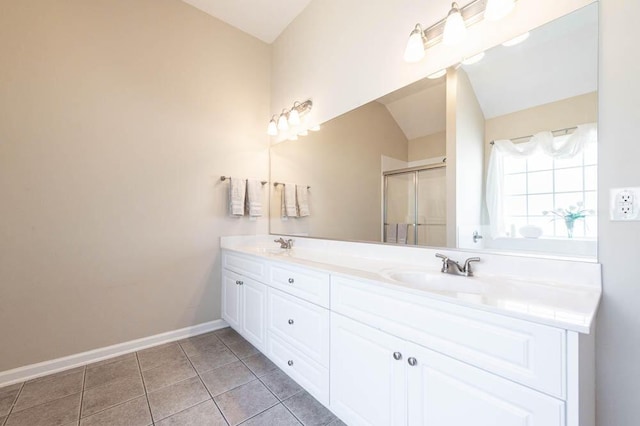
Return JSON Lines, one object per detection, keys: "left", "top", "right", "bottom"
{"left": 242, "top": 353, "right": 277, "bottom": 377}
{"left": 200, "top": 361, "right": 256, "bottom": 396}
{"left": 155, "top": 400, "right": 226, "bottom": 426}
{"left": 214, "top": 328, "right": 246, "bottom": 345}
{"left": 284, "top": 391, "right": 336, "bottom": 426}
{"left": 179, "top": 334, "right": 226, "bottom": 359}
{"left": 188, "top": 347, "right": 238, "bottom": 374}
{"left": 79, "top": 396, "right": 151, "bottom": 426}
{"left": 240, "top": 403, "right": 301, "bottom": 425}
{"left": 147, "top": 377, "right": 209, "bottom": 422}
{"left": 13, "top": 371, "right": 84, "bottom": 412}
{"left": 88, "top": 353, "right": 137, "bottom": 369}
{"left": 226, "top": 340, "right": 259, "bottom": 360}
{"left": 84, "top": 357, "right": 140, "bottom": 390}
{"left": 0, "top": 383, "right": 22, "bottom": 417}
{"left": 260, "top": 369, "right": 303, "bottom": 401}
{"left": 141, "top": 357, "right": 196, "bottom": 392}
{"left": 5, "top": 392, "right": 80, "bottom": 426}
{"left": 81, "top": 374, "right": 144, "bottom": 418}
{"left": 27, "top": 366, "right": 84, "bottom": 384}
{"left": 214, "top": 380, "right": 278, "bottom": 425}
{"left": 137, "top": 343, "right": 186, "bottom": 372}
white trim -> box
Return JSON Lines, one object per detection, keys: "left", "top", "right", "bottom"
{"left": 0, "top": 319, "right": 228, "bottom": 388}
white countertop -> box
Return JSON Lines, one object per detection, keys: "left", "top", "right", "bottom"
{"left": 221, "top": 235, "right": 602, "bottom": 333}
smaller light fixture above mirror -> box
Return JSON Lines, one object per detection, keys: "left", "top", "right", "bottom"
{"left": 267, "top": 99, "right": 314, "bottom": 138}
{"left": 404, "top": 0, "right": 517, "bottom": 63}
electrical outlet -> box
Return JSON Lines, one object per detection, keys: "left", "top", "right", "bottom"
{"left": 610, "top": 187, "right": 640, "bottom": 221}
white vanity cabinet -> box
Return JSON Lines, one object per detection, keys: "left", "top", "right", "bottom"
{"left": 331, "top": 313, "right": 564, "bottom": 426}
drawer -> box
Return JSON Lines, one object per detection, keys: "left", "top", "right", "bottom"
{"left": 268, "top": 288, "right": 330, "bottom": 367}
{"left": 331, "top": 275, "right": 566, "bottom": 399}
{"left": 267, "top": 262, "right": 330, "bottom": 307}
{"left": 267, "top": 333, "right": 329, "bottom": 405}
{"left": 222, "top": 250, "right": 267, "bottom": 282}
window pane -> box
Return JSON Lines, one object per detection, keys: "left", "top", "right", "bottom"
{"left": 584, "top": 165, "right": 597, "bottom": 190}
{"left": 585, "top": 216, "right": 598, "bottom": 238}
{"left": 555, "top": 154, "right": 583, "bottom": 169}
{"left": 528, "top": 170, "right": 553, "bottom": 194}
{"left": 555, "top": 167, "right": 584, "bottom": 192}
{"left": 504, "top": 157, "right": 527, "bottom": 174}
{"left": 555, "top": 192, "right": 584, "bottom": 212}
{"left": 508, "top": 218, "right": 528, "bottom": 237}
{"left": 584, "top": 191, "right": 597, "bottom": 211}
{"left": 504, "top": 173, "right": 527, "bottom": 195}
{"left": 505, "top": 195, "right": 527, "bottom": 216}
{"left": 528, "top": 194, "right": 554, "bottom": 216}
{"left": 528, "top": 153, "right": 553, "bottom": 171}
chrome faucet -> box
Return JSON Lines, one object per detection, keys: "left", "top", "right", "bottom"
{"left": 435, "top": 253, "right": 480, "bottom": 277}
{"left": 274, "top": 237, "right": 294, "bottom": 249}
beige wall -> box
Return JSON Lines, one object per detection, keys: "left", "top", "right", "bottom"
{"left": 270, "top": 101, "right": 407, "bottom": 242}
{"left": 0, "top": 0, "right": 270, "bottom": 372}
{"left": 408, "top": 131, "right": 446, "bottom": 161}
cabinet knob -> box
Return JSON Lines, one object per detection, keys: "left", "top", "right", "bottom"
{"left": 393, "top": 352, "right": 402, "bottom": 361}
{"left": 288, "top": 278, "right": 295, "bottom": 284}
{"left": 408, "top": 357, "right": 417, "bottom": 366}
{"left": 287, "top": 360, "right": 294, "bottom": 366}
{"left": 288, "top": 319, "right": 294, "bottom": 325}
{"left": 235, "top": 280, "right": 240, "bottom": 285}
{"left": 238, "top": 280, "right": 243, "bottom": 285}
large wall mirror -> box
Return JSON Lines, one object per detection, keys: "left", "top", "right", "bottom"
{"left": 270, "top": 3, "right": 598, "bottom": 259}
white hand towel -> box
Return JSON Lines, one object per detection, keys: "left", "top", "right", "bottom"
{"left": 296, "top": 185, "right": 310, "bottom": 217}
{"left": 229, "top": 177, "right": 246, "bottom": 216}
{"left": 284, "top": 183, "right": 298, "bottom": 217}
{"left": 386, "top": 223, "right": 397, "bottom": 243}
{"left": 397, "top": 223, "right": 408, "bottom": 244}
{"left": 245, "top": 179, "right": 262, "bottom": 217}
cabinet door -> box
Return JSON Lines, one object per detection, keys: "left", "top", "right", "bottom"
{"left": 221, "top": 270, "right": 242, "bottom": 330}
{"left": 330, "top": 313, "right": 407, "bottom": 426}
{"left": 241, "top": 278, "right": 267, "bottom": 351}
{"left": 406, "top": 342, "right": 565, "bottom": 426}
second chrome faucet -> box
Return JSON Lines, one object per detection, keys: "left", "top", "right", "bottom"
{"left": 435, "top": 253, "right": 480, "bottom": 277}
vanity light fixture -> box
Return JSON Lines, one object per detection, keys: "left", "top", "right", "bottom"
{"left": 404, "top": 0, "right": 519, "bottom": 63}
{"left": 267, "top": 99, "right": 314, "bottom": 138}
{"left": 443, "top": 2, "right": 467, "bottom": 46}
{"left": 502, "top": 31, "right": 530, "bottom": 47}
{"left": 309, "top": 124, "right": 321, "bottom": 132}
{"left": 427, "top": 69, "right": 447, "bottom": 79}
{"left": 484, "top": 0, "right": 515, "bottom": 21}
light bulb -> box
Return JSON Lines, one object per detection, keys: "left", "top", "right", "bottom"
{"left": 427, "top": 69, "right": 447, "bottom": 79}
{"left": 404, "top": 25, "right": 426, "bottom": 63}
{"left": 502, "top": 32, "right": 530, "bottom": 47}
{"left": 277, "top": 111, "right": 289, "bottom": 131}
{"left": 443, "top": 2, "right": 466, "bottom": 46}
{"left": 288, "top": 107, "right": 301, "bottom": 126}
{"left": 267, "top": 118, "right": 278, "bottom": 136}
{"left": 484, "top": 0, "right": 515, "bottom": 21}
{"left": 462, "top": 51, "right": 485, "bottom": 65}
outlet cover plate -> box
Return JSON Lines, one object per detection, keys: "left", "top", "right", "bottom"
{"left": 610, "top": 187, "right": 640, "bottom": 221}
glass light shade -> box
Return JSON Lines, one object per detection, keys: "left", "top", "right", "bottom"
{"left": 462, "top": 51, "right": 485, "bottom": 65}
{"left": 298, "top": 129, "right": 309, "bottom": 136}
{"left": 427, "top": 69, "right": 447, "bottom": 79}
{"left": 277, "top": 112, "right": 289, "bottom": 131}
{"left": 404, "top": 25, "right": 426, "bottom": 63}
{"left": 502, "top": 32, "right": 530, "bottom": 47}
{"left": 443, "top": 3, "right": 466, "bottom": 46}
{"left": 267, "top": 119, "right": 278, "bottom": 136}
{"left": 484, "top": 0, "right": 515, "bottom": 21}
{"left": 288, "top": 133, "right": 298, "bottom": 141}
{"left": 288, "top": 108, "right": 301, "bottom": 126}
{"left": 309, "top": 124, "right": 321, "bottom": 131}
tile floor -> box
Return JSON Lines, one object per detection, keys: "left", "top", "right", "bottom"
{"left": 0, "top": 328, "right": 346, "bottom": 426}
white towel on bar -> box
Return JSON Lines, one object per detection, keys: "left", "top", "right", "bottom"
{"left": 397, "top": 223, "right": 408, "bottom": 244}
{"left": 229, "top": 177, "right": 246, "bottom": 216}
{"left": 386, "top": 223, "right": 397, "bottom": 243}
{"left": 296, "top": 185, "right": 310, "bottom": 217}
{"left": 245, "top": 179, "right": 262, "bottom": 217}
{"left": 283, "top": 183, "right": 298, "bottom": 218}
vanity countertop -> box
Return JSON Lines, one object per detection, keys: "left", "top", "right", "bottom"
{"left": 221, "top": 236, "right": 602, "bottom": 333}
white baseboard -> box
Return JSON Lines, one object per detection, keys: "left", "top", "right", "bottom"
{"left": 0, "top": 319, "right": 228, "bottom": 388}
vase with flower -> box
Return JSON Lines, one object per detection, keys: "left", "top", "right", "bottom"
{"left": 543, "top": 202, "right": 595, "bottom": 238}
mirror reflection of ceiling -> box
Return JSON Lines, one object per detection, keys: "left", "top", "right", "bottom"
{"left": 463, "top": 4, "right": 598, "bottom": 119}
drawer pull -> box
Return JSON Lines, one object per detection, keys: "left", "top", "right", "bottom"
{"left": 408, "top": 357, "right": 417, "bottom": 367}
{"left": 288, "top": 278, "right": 295, "bottom": 284}
{"left": 393, "top": 352, "right": 402, "bottom": 361}
{"left": 288, "top": 319, "right": 294, "bottom": 325}
{"left": 287, "top": 360, "right": 294, "bottom": 366}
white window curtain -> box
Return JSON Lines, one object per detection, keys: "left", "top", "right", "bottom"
{"left": 486, "top": 122, "right": 597, "bottom": 238}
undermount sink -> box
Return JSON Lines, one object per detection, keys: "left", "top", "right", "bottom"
{"left": 381, "top": 269, "right": 483, "bottom": 294}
